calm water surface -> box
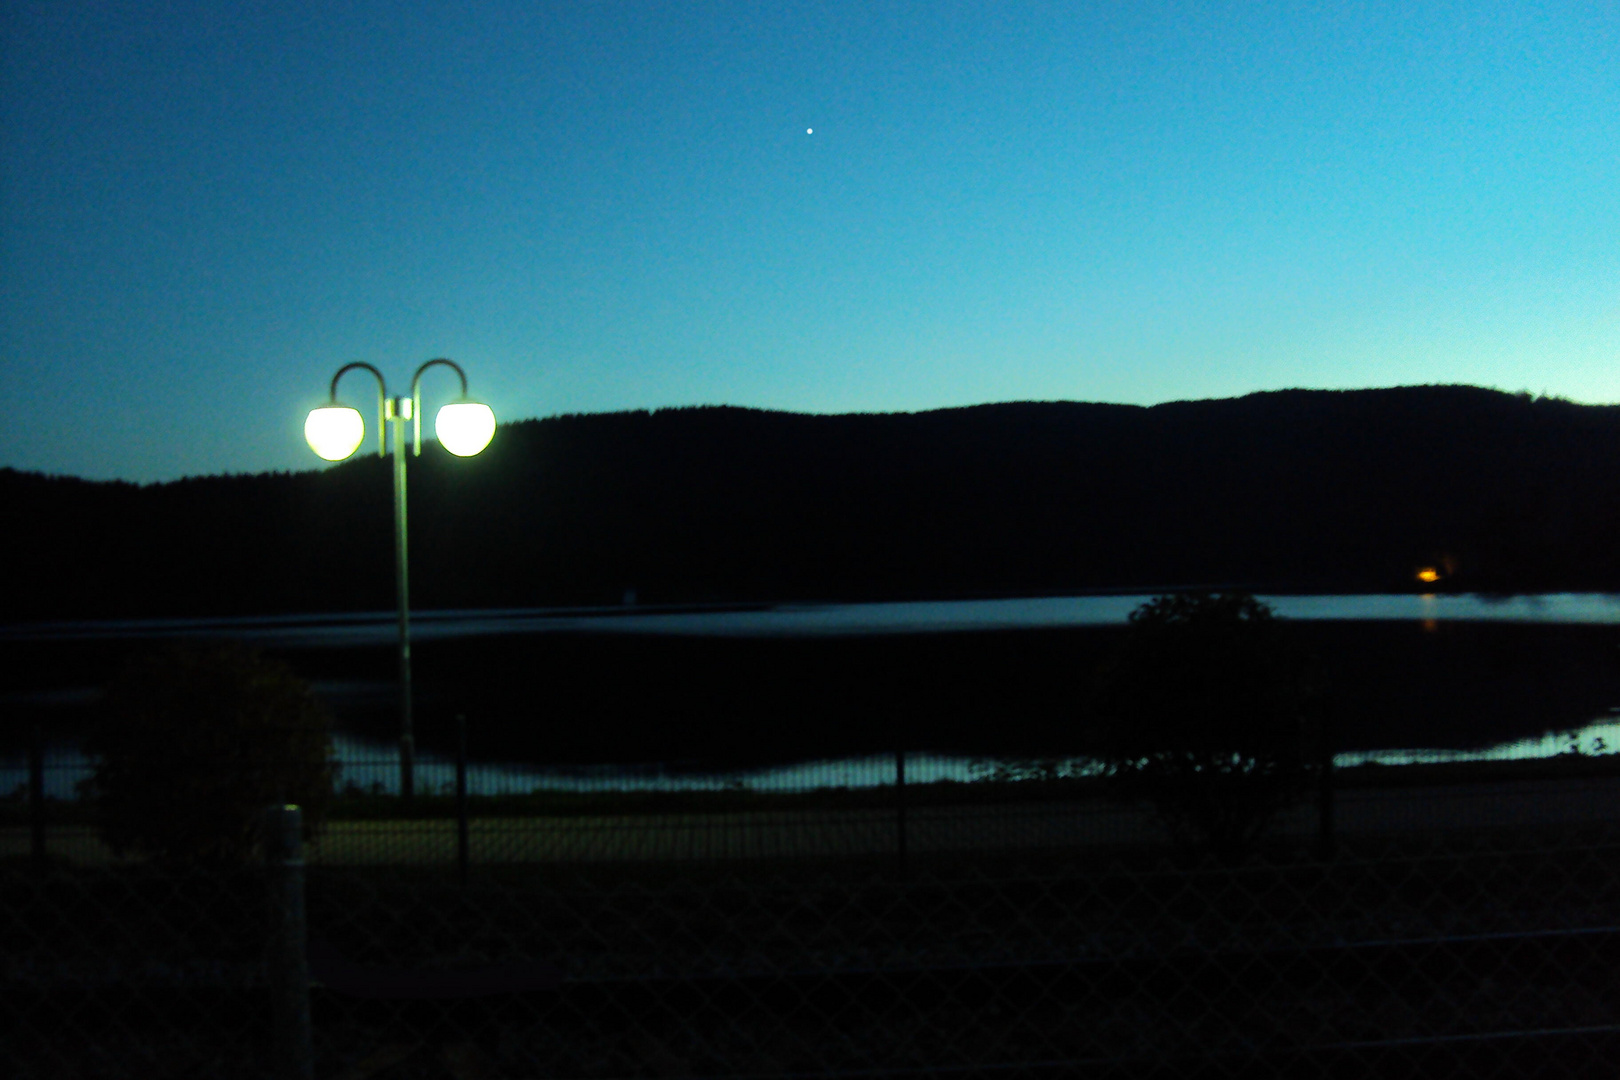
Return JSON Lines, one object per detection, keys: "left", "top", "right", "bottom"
{"left": 9, "top": 591, "right": 1620, "bottom": 646}
{"left": 7, "top": 592, "right": 1620, "bottom": 798}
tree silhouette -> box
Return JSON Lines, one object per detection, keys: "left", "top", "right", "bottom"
{"left": 80, "top": 644, "right": 337, "bottom": 864}
{"left": 1091, "top": 592, "right": 1321, "bottom": 859}
{"left": 10, "top": 386, "right": 1620, "bottom": 621}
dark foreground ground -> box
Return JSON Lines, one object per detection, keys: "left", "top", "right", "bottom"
{"left": 8, "top": 614, "right": 1620, "bottom": 1077}
{"left": 7, "top": 822, "right": 1620, "bottom": 1079}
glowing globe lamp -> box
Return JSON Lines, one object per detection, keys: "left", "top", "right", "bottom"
{"left": 435, "top": 401, "right": 496, "bottom": 456}
{"left": 305, "top": 406, "right": 366, "bottom": 461}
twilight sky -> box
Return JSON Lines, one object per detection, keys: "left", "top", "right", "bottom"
{"left": 4, "top": 1, "right": 1618, "bottom": 482}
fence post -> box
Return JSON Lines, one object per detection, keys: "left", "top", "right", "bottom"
{"left": 30, "top": 723, "right": 46, "bottom": 868}
{"left": 896, "top": 749, "right": 908, "bottom": 877}
{"left": 456, "top": 713, "right": 470, "bottom": 887}
{"left": 264, "top": 804, "right": 314, "bottom": 1080}
{"left": 1315, "top": 708, "right": 1336, "bottom": 860}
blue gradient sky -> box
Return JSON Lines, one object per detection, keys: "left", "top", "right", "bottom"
{"left": 4, "top": 1, "right": 1618, "bottom": 481}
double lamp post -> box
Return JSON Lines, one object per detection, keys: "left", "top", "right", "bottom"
{"left": 304, "top": 358, "right": 496, "bottom": 799}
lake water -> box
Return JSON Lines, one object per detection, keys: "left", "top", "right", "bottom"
{"left": 7, "top": 591, "right": 1620, "bottom": 799}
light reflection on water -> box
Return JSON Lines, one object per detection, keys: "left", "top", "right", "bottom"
{"left": 9, "top": 721, "right": 1620, "bottom": 801}
{"left": 10, "top": 591, "right": 1620, "bottom": 646}
{"left": 1333, "top": 717, "right": 1620, "bottom": 767}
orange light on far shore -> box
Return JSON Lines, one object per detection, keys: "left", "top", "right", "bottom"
{"left": 1417, "top": 567, "right": 1441, "bottom": 583}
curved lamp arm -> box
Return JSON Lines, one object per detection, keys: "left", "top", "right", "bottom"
{"left": 410, "top": 358, "right": 470, "bottom": 456}
{"left": 330, "top": 362, "right": 389, "bottom": 457}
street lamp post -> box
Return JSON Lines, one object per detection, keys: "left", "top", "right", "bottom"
{"left": 305, "top": 358, "right": 496, "bottom": 800}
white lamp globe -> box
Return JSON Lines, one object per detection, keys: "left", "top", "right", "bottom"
{"left": 435, "top": 401, "right": 496, "bottom": 456}
{"left": 304, "top": 406, "right": 365, "bottom": 461}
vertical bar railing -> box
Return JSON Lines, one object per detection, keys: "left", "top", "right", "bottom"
{"left": 456, "top": 713, "right": 470, "bottom": 887}
{"left": 29, "top": 723, "right": 45, "bottom": 868}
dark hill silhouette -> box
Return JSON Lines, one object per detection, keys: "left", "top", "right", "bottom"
{"left": 6, "top": 385, "right": 1620, "bottom": 621}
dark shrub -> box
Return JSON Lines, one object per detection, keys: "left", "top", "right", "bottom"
{"left": 1091, "top": 592, "right": 1321, "bottom": 859}
{"left": 80, "top": 644, "right": 336, "bottom": 863}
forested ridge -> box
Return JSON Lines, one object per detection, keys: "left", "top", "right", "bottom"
{"left": 7, "top": 385, "right": 1620, "bottom": 621}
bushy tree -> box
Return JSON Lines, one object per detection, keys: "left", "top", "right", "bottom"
{"left": 81, "top": 644, "right": 337, "bottom": 863}
{"left": 1091, "top": 592, "right": 1321, "bottom": 859}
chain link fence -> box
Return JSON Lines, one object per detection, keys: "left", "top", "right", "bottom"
{"left": 4, "top": 859, "right": 279, "bottom": 1077}
{"left": 8, "top": 764, "right": 1620, "bottom": 1077}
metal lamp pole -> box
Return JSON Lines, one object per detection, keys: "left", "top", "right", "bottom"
{"left": 307, "top": 359, "right": 496, "bottom": 802}
{"left": 388, "top": 385, "right": 415, "bottom": 799}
